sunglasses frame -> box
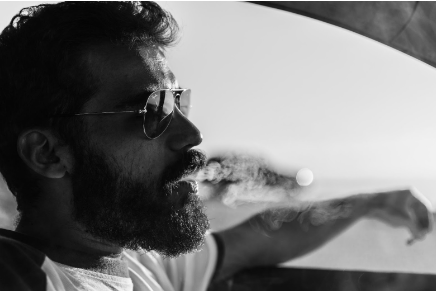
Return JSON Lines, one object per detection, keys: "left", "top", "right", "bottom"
{"left": 52, "top": 88, "right": 191, "bottom": 140}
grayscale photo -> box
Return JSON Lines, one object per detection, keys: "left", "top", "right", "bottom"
{"left": 0, "top": 2, "right": 435, "bottom": 291}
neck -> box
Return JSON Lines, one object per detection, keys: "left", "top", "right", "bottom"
{"left": 15, "top": 208, "right": 129, "bottom": 277}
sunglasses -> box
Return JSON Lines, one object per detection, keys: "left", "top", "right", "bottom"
{"left": 55, "top": 89, "right": 191, "bottom": 139}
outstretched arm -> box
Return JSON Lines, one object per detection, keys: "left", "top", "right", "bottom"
{"left": 212, "top": 188, "right": 433, "bottom": 281}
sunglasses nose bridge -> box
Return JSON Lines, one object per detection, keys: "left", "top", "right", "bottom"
{"left": 175, "top": 89, "right": 191, "bottom": 117}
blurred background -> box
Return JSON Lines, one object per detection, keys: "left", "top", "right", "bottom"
{"left": 0, "top": 0, "right": 435, "bottom": 283}
{"left": 160, "top": 1, "right": 436, "bottom": 197}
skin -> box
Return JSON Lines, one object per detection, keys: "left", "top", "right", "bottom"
{"left": 15, "top": 44, "right": 202, "bottom": 277}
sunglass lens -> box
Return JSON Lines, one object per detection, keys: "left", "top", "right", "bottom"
{"left": 179, "top": 89, "right": 191, "bottom": 117}
{"left": 143, "top": 90, "right": 174, "bottom": 138}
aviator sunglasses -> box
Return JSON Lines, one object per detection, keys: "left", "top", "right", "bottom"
{"left": 54, "top": 89, "right": 191, "bottom": 139}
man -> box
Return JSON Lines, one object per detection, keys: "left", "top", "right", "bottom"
{"left": 0, "top": 2, "right": 432, "bottom": 291}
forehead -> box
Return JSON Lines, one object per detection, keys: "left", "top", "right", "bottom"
{"left": 83, "top": 44, "right": 178, "bottom": 111}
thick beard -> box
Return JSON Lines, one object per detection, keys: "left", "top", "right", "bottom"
{"left": 70, "top": 139, "right": 209, "bottom": 258}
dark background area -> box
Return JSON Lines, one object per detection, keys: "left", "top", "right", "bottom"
{"left": 209, "top": 267, "right": 436, "bottom": 291}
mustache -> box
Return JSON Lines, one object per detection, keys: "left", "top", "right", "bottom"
{"left": 162, "top": 149, "right": 207, "bottom": 185}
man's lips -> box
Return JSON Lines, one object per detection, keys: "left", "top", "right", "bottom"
{"left": 175, "top": 180, "right": 198, "bottom": 194}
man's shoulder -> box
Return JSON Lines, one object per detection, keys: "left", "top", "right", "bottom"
{"left": 0, "top": 228, "right": 47, "bottom": 291}
{"left": 0, "top": 228, "right": 46, "bottom": 264}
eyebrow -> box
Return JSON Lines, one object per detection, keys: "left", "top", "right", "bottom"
{"left": 114, "top": 85, "right": 185, "bottom": 109}
{"left": 114, "top": 91, "right": 151, "bottom": 110}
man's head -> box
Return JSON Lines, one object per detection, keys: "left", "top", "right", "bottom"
{"left": 0, "top": 1, "right": 209, "bottom": 257}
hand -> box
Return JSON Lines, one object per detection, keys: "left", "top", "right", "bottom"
{"left": 367, "top": 188, "right": 434, "bottom": 244}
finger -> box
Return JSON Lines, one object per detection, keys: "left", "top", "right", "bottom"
{"left": 405, "top": 200, "right": 433, "bottom": 244}
{"left": 409, "top": 187, "right": 434, "bottom": 212}
{"left": 408, "top": 193, "right": 433, "bottom": 232}
{"left": 404, "top": 207, "right": 426, "bottom": 240}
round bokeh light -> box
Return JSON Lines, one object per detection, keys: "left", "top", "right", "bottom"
{"left": 296, "top": 168, "right": 314, "bottom": 186}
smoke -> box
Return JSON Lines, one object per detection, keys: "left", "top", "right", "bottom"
{"left": 194, "top": 153, "right": 354, "bottom": 230}
{"left": 195, "top": 153, "right": 301, "bottom": 204}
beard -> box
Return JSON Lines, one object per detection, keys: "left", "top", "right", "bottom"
{"left": 70, "top": 138, "right": 209, "bottom": 258}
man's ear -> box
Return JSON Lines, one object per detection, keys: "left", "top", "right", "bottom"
{"left": 17, "top": 130, "right": 72, "bottom": 179}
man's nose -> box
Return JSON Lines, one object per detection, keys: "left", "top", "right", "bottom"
{"left": 166, "top": 107, "right": 203, "bottom": 151}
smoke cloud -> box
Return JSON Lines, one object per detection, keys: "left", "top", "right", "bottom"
{"left": 196, "top": 153, "right": 301, "bottom": 204}
{"left": 194, "top": 153, "right": 354, "bottom": 230}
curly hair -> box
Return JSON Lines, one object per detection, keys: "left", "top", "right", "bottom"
{"left": 0, "top": 1, "right": 179, "bottom": 212}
